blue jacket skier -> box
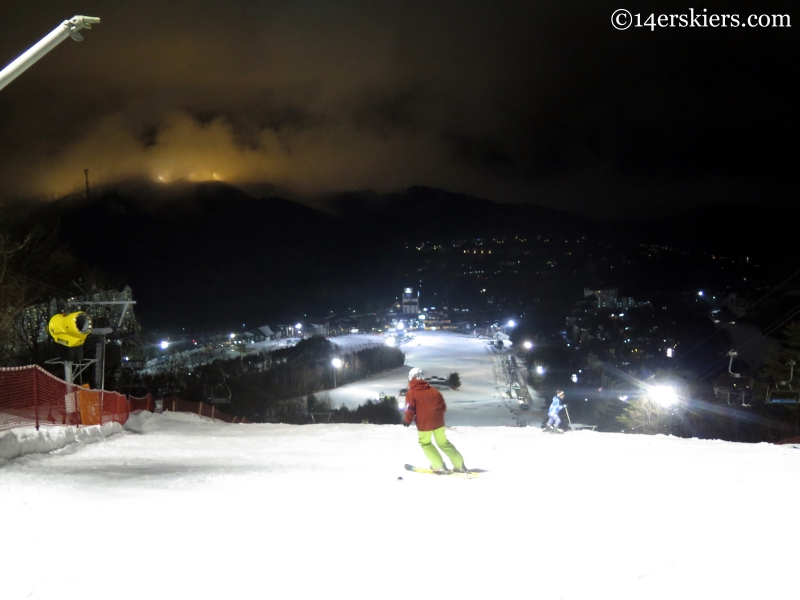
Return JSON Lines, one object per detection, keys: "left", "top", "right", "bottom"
{"left": 547, "top": 390, "right": 566, "bottom": 431}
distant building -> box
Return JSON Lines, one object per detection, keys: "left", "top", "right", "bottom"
{"left": 258, "top": 325, "right": 276, "bottom": 340}
{"left": 422, "top": 309, "right": 453, "bottom": 330}
{"left": 308, "top": 323, "right": 328, "bottom": 337}
{"left": 723, "top": 293, "right": 748, "bottom": 317}
{"left": 402, "top": 287, "right": 419, "bottom": 314}
{"left": 584, "top": 287, "right": 650, "bottom": 311}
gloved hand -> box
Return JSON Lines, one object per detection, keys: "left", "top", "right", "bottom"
{"left": 563, "top": 404, "right": 568, "bottom": 408}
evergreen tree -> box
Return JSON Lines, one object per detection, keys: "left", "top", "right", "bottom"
{"left": 757, "top": 321, "right": 800, "bottom": 438}
{"left": 446, "top": 371, "right": 461, "bottom": 389}
{"left": 759, "top": 321, "right": 800, "bottom": 394}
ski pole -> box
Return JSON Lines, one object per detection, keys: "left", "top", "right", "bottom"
{"left": 565, "top": 405, "right": 572, "bottom": 429}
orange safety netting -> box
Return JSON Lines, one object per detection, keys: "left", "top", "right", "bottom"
{"left": 162, "top": 396, "right": 247, "bottom": 423}
{"left": 0, "top": 366, "right": 129, "bottom": 432}
{"left": 129, "top": 394, "right": 154, "bottom": 412}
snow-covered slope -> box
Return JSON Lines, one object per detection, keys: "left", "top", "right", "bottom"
{"left": 2, "top": 411, "right": 799, "bottom": 600}
{"left": 327, "top": 330, "right": 543, "bottom": 426}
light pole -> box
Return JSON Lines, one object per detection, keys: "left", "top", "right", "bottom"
{"left": 331, "top": 357, "right": 342, "bottom": 387}
{"left": 0, "top": 16, "right": 101, "bottom": 93}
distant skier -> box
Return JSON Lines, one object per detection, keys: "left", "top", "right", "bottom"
{"left": 547, "top": 390, "right": 566, "bottom": 433}
{"left": 403, "top": 367, "right": 468, "bottom": 473}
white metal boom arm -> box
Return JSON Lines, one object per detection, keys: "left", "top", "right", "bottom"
{"left": 0, "top": 15, "right": 100, "bottom": 92}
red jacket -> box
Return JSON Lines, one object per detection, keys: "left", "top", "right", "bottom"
{"left": 404, "top": 378, "right": 446, "bottom": 431}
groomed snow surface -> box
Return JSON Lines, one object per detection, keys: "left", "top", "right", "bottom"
{"left": 327, "top": 330, "right": 543, "bottom": 426}
{"left": 2, "top": 331, "right": 800, "bottom": 599}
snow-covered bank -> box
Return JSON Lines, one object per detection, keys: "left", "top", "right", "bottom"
{"left": 0, "top": 421, "right": 122, "bottom": 465}
{"left": 2, "top": 411, "right": 800, "bottom": 599}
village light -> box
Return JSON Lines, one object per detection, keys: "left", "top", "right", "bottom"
{"left": 523, "top": 341, "right": 533, "bottom": 349}
{"left": 507, "top": 320, "right": 516, "bottom": 327}
{"left": 160, "top": 340, "right": 169, "bottom": 349}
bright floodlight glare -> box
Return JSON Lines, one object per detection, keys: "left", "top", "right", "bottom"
{"left": 397, "top": 322, "right": 405, "bottom": 330}
{"left": 698, "top": 291, "right": 704, "bottom": 297}
{"left": 295, "top": 323, "right": 302, "bottom": 329}
{"left": 649, "top": 385, "right": 678, "bottom": 408}
{"left": 229, "top": 333, "right": 235, "bottom": 339}
{"left": 160, "top": 341, "right": 169, "bottom": 349}
{"left": 571, "top": 374, "right": 578, "bottom": 383}
{"left": 507, "top": 320, "right": 515, "bottom": 327}
{"left": 385, "top": 337, "right": 396, "bottom": 347}
{"left": 523, "top": 341, "right": 533, "bottom": 349}
{"left": 536, "top": 366, "right": 545, "bottom": 375}
{"left": 331, "top": 358, "right": 342, "bottom": 368}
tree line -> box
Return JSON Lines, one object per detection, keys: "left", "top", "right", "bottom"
{"left": 138, "top": 336, "right": 406, "bottom": 423}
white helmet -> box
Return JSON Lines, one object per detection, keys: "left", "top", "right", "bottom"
{"left": 408, "top": 367, "right": 425, "bottom": 381}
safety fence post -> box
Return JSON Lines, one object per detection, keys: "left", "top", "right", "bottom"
{"left": 33, "top": 368, "right": 39, "bottom": 431}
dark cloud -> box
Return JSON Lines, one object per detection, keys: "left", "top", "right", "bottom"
{"left": 0, "top": 0, "right": 796, "bottom": 218}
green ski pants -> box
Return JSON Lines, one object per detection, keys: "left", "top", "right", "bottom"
{"left": 417, "top": 427, "right": 464, "bottom": 470}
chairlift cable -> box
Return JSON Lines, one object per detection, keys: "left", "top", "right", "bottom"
{"left": 673, "top": 265, "right": 800, "bottom": 365}
{"left": 7, "top": 270, "right": 72, "bottom": 295}
{"left": 690, "top": 302, "right": 800, "bottom": 384}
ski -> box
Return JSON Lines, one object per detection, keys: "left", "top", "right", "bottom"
{"left": 404, "top": 464, "right": 480, "bottom": 479}
{"left": 543, "top": 426, "right": 565, "bottom": 433}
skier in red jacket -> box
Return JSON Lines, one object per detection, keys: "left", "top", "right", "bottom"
{"left": 403, "top": 367, "right": 467, "bottom": 473}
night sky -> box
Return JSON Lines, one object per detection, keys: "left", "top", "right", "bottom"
{"left": 0, "top": 1, "right": 796, "bottom": 219}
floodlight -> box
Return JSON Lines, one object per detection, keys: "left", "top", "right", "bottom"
{"left": 649, "top": 385, "right": 678, "bottom": 408}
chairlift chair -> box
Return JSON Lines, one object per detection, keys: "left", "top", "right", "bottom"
{"left": 766, "top": 360, "right": 800, "bottom": 405}
{"left": 713, "top": 350, "right": 753, "bottom": 407}
{"left": 203, "top": 369, "right": 232, "bottom": 404}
